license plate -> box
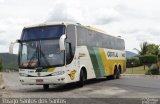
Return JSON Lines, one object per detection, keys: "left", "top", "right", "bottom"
{"left": 36, "top": 79, "right": 43, "bottom": 83}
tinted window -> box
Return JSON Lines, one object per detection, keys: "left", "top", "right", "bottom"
{"left": 77, "top": 26, "right": 125, "bottom": 50}
{"left": 66, "top": 25, "right": 76, "bottom": 64}
{"left": 21, "top": 25, "right": 65, "bottom": 41}
{"left": 77, "top": 26, "right": 88, "bottom": 45}
{"left": 39, "top": 39, "right": 64, "bottom": 67}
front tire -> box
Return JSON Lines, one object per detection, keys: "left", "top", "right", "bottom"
{"left": 77, "top": 70, "right": 86, "bottom": 87}
{"left": 43, "top": 84, "right": 49, "bottom": 90}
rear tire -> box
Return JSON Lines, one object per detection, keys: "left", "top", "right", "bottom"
{"left": 107, "top": 69, "right": 120, "bottom": 80}
{"left": 114, "top": 69, "right": 120, "bottom": 79}
{"left": 43, "top": 84, "right": 49, "bottom": 90}
{"left": 77, "top": 70, "right": 86, "bottom": 87}
{"left": 116, "top": 69, "right": 120, "bottom": 79}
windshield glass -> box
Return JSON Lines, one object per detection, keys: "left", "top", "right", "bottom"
{"left": 39, "top": 39, "right": 64, "bottom": 67}
{"left": 21, "top": 25, "right": 65, "bottom": 41}
{"left": 20, "top": 41, "right": 38, "bottom": 68}
{"left": 19, "top": 25, "right": 65, "bottom": 68}
{"left": 19, "top": 39, "right": 64, "bottom": 68}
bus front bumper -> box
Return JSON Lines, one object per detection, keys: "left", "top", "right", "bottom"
{"left": 19, "top": 75, "right": 67, "bottom": 85}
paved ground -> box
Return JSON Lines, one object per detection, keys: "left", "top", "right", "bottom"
{"left": 0, "top": 73, "right": 3, "bottom": 85}
{"left": 1, "top": 72, "right": 160, "bottom": 103}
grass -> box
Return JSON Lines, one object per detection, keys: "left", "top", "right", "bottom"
{"left": 125, "top": 66, "right": 149, "bottom": 74}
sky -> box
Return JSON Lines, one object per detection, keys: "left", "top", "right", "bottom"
{"left": 0, "top": 0, "right": 160, "bottom": 53}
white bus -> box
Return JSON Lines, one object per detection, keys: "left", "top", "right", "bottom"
{"left": 10, "top": 22, "right": 126, "bottom": 89}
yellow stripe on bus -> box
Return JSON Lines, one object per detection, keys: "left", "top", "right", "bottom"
{"left": 99, "top": 48, "right": 109, "bottom": 75}
{"left": 99, "top": 48, "right": 126, "bottom": 76}
{"left": 48, "top": 68, "right": 55, "bottom": 72}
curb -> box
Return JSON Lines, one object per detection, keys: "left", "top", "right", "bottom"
{"left": 122, "top": 74, "right": 160, "bottom": 78}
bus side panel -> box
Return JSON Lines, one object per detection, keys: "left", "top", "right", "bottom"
{"left": 65, "top": 46, "right": 126, "bottom": 83}
{"left": 65, "top": 46, "right": 96, "bottom": 83}
{"left": 87, "top": 47, "right": 106, "bottom": 77}
{"left": 102, "top": 49, "right": 126, "bottom": 76}
{"left": 87, "top": 47, "right": 126, "bottom": 77}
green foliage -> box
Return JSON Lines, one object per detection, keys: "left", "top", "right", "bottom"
{"left": 134, "top": 42, "right": 148, "bottom": 55}
{"left": 0, "top": 53, "right": 18, "bottom": 71}
{"left": 147, "top": 44, "right": 159, "bottom": 55}
{"left": 139, "top": 55, "right": 157, "bottom": 66}
{"left": 126, "top": 57, "right": 141, "bottom": 68}
{"left": 158, "top": 54, "right": 160, "bottom": 61}
{"left": 145, "top": 64, "right": 159, "bottom": 75}
{"left": 135, "top": 42, "right": 160, "bottom": 56}
{"left": 134, "top": 42, "right": 160, "bottom": 70}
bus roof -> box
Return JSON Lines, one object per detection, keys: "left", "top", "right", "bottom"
{"left": 24, "top": 22, "right": 80, "bottom": 28}
{"left": 24, "top": 22, "right": 123, "bottom": 40}
{"left": 85, "top": 26, "right": 106, "bottom": 34}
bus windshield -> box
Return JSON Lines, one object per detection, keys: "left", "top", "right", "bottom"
{"left": 19, "top": 25, "right": 65, "bottom": 68}
{"left": 20, "top": 41, "right": 38, "bottom": 68}
{"left": 20, "top": 39, "right": 64, "bottom": 68}
{"left": 39, "top": 39, "right": 64, "bottom": 67}
{"left": 21, "top": 25, "right": 65, "bottom": 41}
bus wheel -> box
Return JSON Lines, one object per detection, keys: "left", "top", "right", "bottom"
{"left": 43, "top": 84, "right": 49, "bottom": 90}
{"left": 116, "top": 68, "right": 120, "bottom": 79}
{"left": 113, "top": 69, "right": 120, "bottom": 79}
{"left": 77, "top": 70, "right": 86, "bottom": 87}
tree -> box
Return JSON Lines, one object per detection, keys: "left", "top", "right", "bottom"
{"left": 134, "top": 42, "right": 160, "bottom": 70}
{"left": 134, "top": 42, "right": 148, "bottom": 55}
{"left": 139, "top": 55, "right": 157, "bottom": 67}
{"left": 147, "top": 44, "right": 159, "bottom": 55}
{"left": 134, "top": 42, "right": 148, "bottom": 70}
{"left": 147, "top": 44, "right": 160, "bottom": 70}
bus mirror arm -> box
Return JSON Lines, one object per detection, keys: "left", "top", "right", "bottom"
{"left": 59, "top": 34, "right": 66, "bottom": 51}
{"left": 9, "top": 39, "right": 20, "bottom": 54}
{"left": 16, "top": 39, "right": 22, "bottom": 43}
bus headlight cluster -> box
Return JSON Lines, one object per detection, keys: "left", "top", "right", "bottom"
{"left": 51, "top": 71, "right": 65, "bottom": 76}
{"left": 19, "top": 73, "right": 28, "bottom": 77}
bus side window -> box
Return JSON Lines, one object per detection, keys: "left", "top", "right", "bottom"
{"left": 66, "top": 42, "right": 73, "bottom": 64}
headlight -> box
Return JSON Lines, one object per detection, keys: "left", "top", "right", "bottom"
{"left": 51, "top": 71, "right": 65, "bottom": 76}
{"left": 19, "top": 73, "right": 28, "bottom": 77}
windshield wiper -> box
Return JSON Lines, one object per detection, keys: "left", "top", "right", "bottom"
{"left": 27, "top": 51, "right": 38, "bottom": 68}
{"left": 39, "top": 50, "right": 50, "bottom": 66}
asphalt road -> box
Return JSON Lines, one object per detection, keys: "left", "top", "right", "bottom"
{"left": 1, "top": 72, "right": 160, "bottom": 104}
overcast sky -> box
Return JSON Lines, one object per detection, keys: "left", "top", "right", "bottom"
{"left": 0, "top": 0, "right": 160, "bottom": 53}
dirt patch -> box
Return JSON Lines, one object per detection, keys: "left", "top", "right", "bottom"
{"left": 0, "top": 72, "right": 5, "bottom": 89}
{"left": 0, "top": 72, "right": 3, "bottom": 85}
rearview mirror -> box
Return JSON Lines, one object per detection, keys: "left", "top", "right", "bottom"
{"left": 9, "top": 39, "right": 20, "bottom": 54}
{"left": 59, "top": 34, "right": 66, "bottom": 51}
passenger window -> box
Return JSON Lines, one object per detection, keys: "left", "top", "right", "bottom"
{"left": 66, "top": 42, "right": 73, "bottom": 64}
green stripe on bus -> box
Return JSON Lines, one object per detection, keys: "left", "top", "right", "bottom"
{"left": 35, "top": 68, "right": 47, "bottom": 72}
{"left": 35, "top": 69, "right": 42, "bottom": 72}
{"left": 87, "top": 47, "right": 102, "bottom": 77}
{"left": 93, "top": 48, "right": 106, "bottom": 76}
{"left": 41, "top": 68, "right": 48, "bottom": 72}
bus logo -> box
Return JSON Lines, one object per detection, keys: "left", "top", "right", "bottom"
{"left": 107, "top": 51, "right": 118, "bottom": 57}
{"left": 68, "top": 70, "right": 76, "bottom": 80}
